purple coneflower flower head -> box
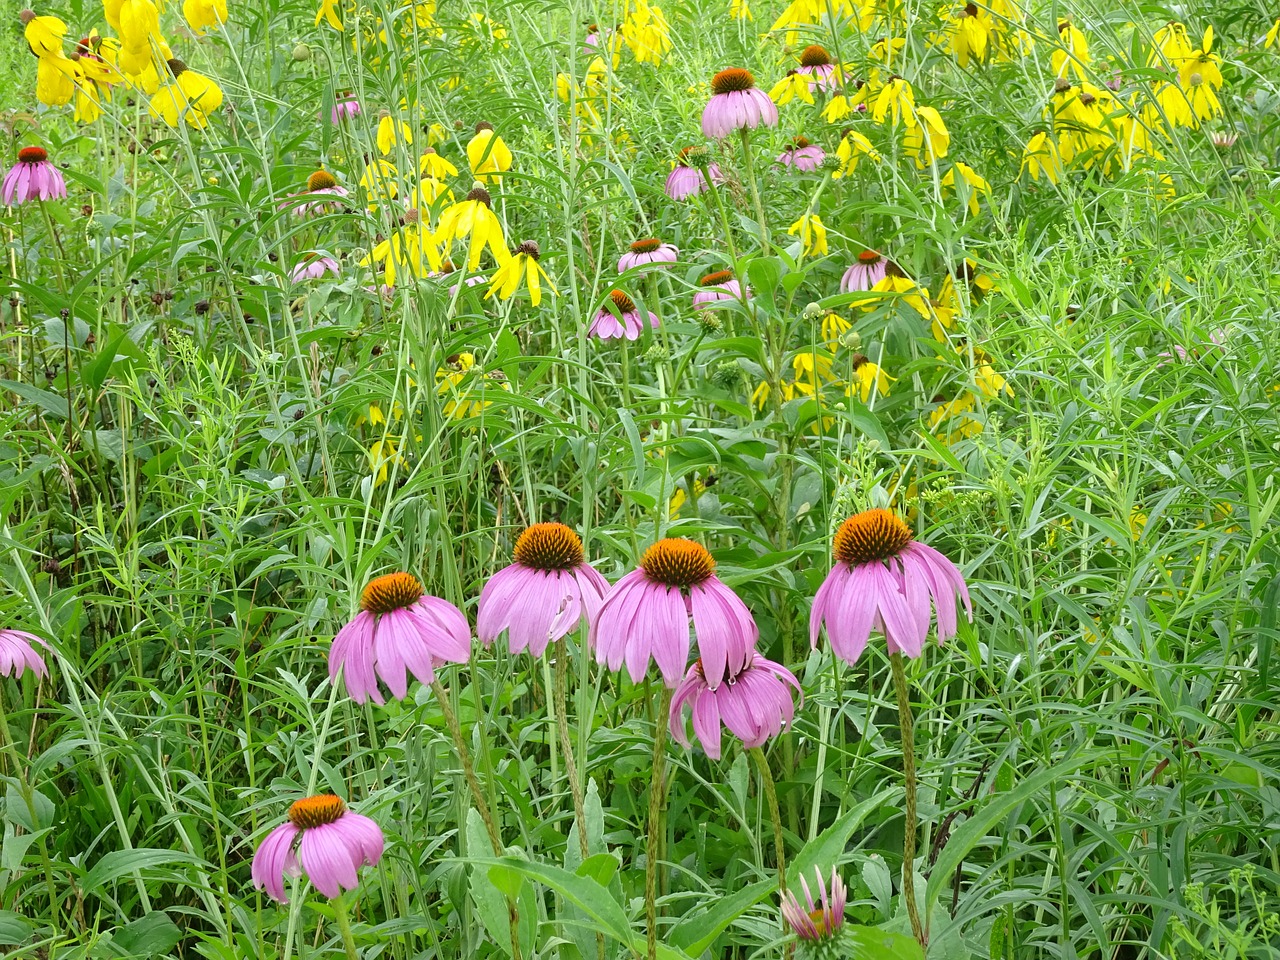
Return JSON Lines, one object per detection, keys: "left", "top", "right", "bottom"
{"left": 693, "top": 269, "right": 748, "bottom": 310}
{"left": 330, "top": 93, "right": 361, "bottom": 124}
{"left": 702, "top": 68, "right": 778, "bottom": 139}
{"left": 477, "top": 523, "right": 610, "bottom": 657}
{"left": 618, "top": 237, "right": 679, "bottom": 274}
{"left": 781, "top": 867, "right": 847, "bottom": 942}
{"left": 1157, "top": 327, "right": 1227, "bottom": 366}
{"left": 669, "top": 652, "right": 802, "bottom": 760}
{"left": 251, "top": 794, "right": 384, "bottom": 903}
{"left": 3, "top": 146, "right": 66, "bottom": 207}
{"left": 592, "top": 538, "right": 757, "bottom": 688}
{"left": 776, "top": 136, "right": 826, "bottom": 172}
{"left": 796, "top": 45, "right": 838, "bottom": 92}
{"left": 665, "top": 146, "right": 724, "bottom": 201}
{"left": 329, "top": 572, "right": 473, "bottom": 704}
{"left": 290, "top": 254, "right": 340, "bottom": 283}
{"left": 289, "top": 169, "right": 350, "bottom": 217}
{"left": 810, "top": 508, "right": 971, "bottom": 663}
{"left": 841, "top": 250, "right": 888, "bottom": 293}
{"left": 1210, "top": 130, "right": 1238, "bottom": 149}
{"left": 0, "top": 628, "right": 48, "bottom": 679}
{"left": 588, "top": 289, "right": 660, "bottom": 340}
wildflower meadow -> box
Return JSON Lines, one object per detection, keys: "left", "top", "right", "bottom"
{"left": 2, "top": 0, "right": 1280, "bottom": 955}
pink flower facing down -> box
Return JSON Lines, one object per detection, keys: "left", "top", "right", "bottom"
{"left": 665, "top": 146, "right": 724, "bottom": 201}
{"left": 693, "top": 269, "right": 748, "bottom": 311}
{"left": 669, "top": 652, "right": 802, "bottom": 760}
{"left": 588, "top": 289, "right": 659, "bottom": 341}
{"left": 777, "top": 137, "right": 826, "bottom": 172}
{"left": 290, "top": 254, "right": 340, "bottom": 283}
{"left": 592, "top": 538, "right": 757, "bottom": 688}
{"left": 811, "top": 508, "right": 972, "bottom": 663}
{"left": 702, "top": 68, "right": 779, "bottom": 139}
{"left": 477, "top": 522, "right": 610, "bottom": 657}
{"left": 841, "top": 250, "right": 888, "bottom": 293}
{"left": 0, "top": 629, "right": 48, "bottom": 679}
{"left": 796, "top": 45, "right": 839, "bottom": 93}
{"left": 781, "top": 867, "right": 847, "bottom": 942}
{"left": 618, "top": 237, "right": 679, "bottom": 274}
{"left": 330, "top": 94, "right": 361, "bottom": 124}
{"left": 251, "top": 794, "right": 384, "bottom": 903}
{"left": 329, "top": 572, "right": 473, "bottom": 704}
{"left": 3, "top": 146, "right": 66, "bottom": 207}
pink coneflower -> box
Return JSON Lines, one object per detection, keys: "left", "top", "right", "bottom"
{"left": 702, "top": 68, "right": 778, "bottom": 139}
{"left": 796, "top": 45, "right": 838, "bottom": 92}
{"left": 330, "top": 93, "right": 361, "bottom": 124}
{"left": 665, "top": 146, "right": 724, "bottom": 201}
{"left": 290, "top": 254, "right": 340, "bottom": 283}
{"left": 588, "top": 289, "right": 660, "bottom": 340}
{"left": 693, "top": 269, "right": 748, "bottom": 310}
{"left": 841, "top": 250, "right": 888, "bottom": 292}
{"left": 477, "top": 522, "right": 610, "bottom": 657}
{"left": 669, "top": 652, "right": 802, "bottom": 760}
{"left": 288, "top": 169, "right": 350, "bottom": 216}
{"left": 3, "top": 146, "right": 66, "bottom": 207}
{"left": 780, "top": 867, "right": 847, "bottom": 941}
{"left": 810, "top": 508, "right": 971, "bottom": 662}
{"left": 1210, "top": 130, "right": 1238, "bottom": 149}
{"left": 447, "top": 273, "right": 489, "bottom": 296}
{"left": 776, "top": 136, "right": 826, "bottom": 172}
{"left": 0, "top": 628, "right": 47, "bottom": 679}
{"left": 328, "top": 572, "right": 473, "bottom": 704}
{"left": 592, "top": 538, "right": 756, "bottom": 688}
{"left": 618, "top": 237, "right": 679, "bottom": 273}
{"left": 1157, "top": 327, "right": 1227, "bottom": 365}
{"left": 251, "top": 794, "right": 384, "bottom": 903}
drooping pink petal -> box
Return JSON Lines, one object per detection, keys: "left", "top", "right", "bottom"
{"left": 690, "top": 578, "right": 756, "bottom": 689}
{"left": 297, "top": 820, "right": 361, "bottom": 899}
{"left": 251, "top": 822, "right": 300, "bottom": 903}
{"left": 691, "top": 683, "right": 723, "bottom": 759}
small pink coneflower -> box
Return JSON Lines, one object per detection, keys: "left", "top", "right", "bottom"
{"left": 702, "top": 68, "right": 778, "bottom": 140}
{"left": 0, "top": 628, "right": 47, "bottom": 679}
{"left": 669, "top": 652, "right": 802, "bottom": 760}
{"left": 618, "top": 237, "right": 679, "bottom": 274}
{"left": 1157, "top": 327, "right": 1227, "bottom": 366}
{"left": 3, "top": 146, "right": 66, "bottom": 207}
{"left": 447, "top": 273, "right": 489, "bottom": 296}
{"left": 289, "top": 169, "right": 350, "bottom": 217}
{"left": 592, "top": 538, "right": 756, "bottom": 688}
{"left": 841, "top": 249, "right": 888, "bottom": 293}
{"left": 693, "top": 269, "right": 748, "bottom": 310}
{"left": 1210, "top": 130, "right": 1238, "bottom": 149}
{"left": 477, "top": 522, "right": 610, "bottom": 657}
{"left": 251, "top": 794, "right": 384, "bottom": 903}
{"left": 796, "top": 45, "right": 838, "bottom": 92}
{"left": 776, "top": 136, "right": 826, "bottom": 172}
{"left": 290, "top": 254, "right": 340, "bottom": 283}
{"left": 665, "top": 146, "right": 724, "bottom": 201}
{"left": 780, "top": 867, "right": 847, "bottom": 942}
{"left": 330, "top": 93, "right": 361, "bottom": 124}
{"left": 329, "top": 572, "right": 473, "bottom": 704}
{"left": 588, "top": 289, "right": 659, "bottom": 340}
{"left": 811, "top": 508, "right": 971, "bottom": 663}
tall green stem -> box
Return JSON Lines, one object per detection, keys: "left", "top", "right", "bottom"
{"left": 332, "top": 891, "right": 360, "bottom": 960}
{"left": 554, "top": 638, "right": 589, "bottom": 861}
{"left": 737, "top": 128, "right": 770, "bottom": 249}
{"left": 646, "top": 686, "right": 673, "bottom": 960}
{"left": 431, "top": 679, "right": 524, "bottom": 960}
{"left": 0, "top": 688, "right": 60, "bottom": 927}
{"left": 889, "top": 653, "right": 926, "bottom": 947}
{"left": 750, "top": 747, "right": 787, "bottom": 894}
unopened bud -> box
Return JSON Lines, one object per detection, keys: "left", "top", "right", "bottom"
{"left": 292, "top": 43, "right": 311, "bottom": 61}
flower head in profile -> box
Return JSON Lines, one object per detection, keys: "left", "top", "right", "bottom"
{"left": 0, "top": 628, "right": 48, "bottom": 679}
{"left": 618, "top": 238, "right": 679, "bottom": 274}
{"left": 832, "top": 128, "right": 879, "bottom": 178}
{"left": 781, "top": 867, "right": 847, "bottom": 942}
{"left": 376, "top": 110, "right": 413, "bottom": 156}
{"left": 288, "top": 169, "right": 349, "bottom": 216}
{"left": 437, "top": 186, "right": 508, "bottom": 270}
{"left": 592, "top": 538, "right": 757, "bottom": 688}
{"left": 466, "top": 122, "right": 513, "bottom": 183}
{"left": 251, "top": 794, "right": 384, "bottom": 903}
{"left": 810, "top": 508, "right": 971, "bottom": 663}
{"left": 841, "top": 250, "right": 887, "bottom": 293}
{"left": 330, "top": 93, "right": 360, "bottom": 123}
{"left": 329, "top": 573, "right": 473, "bottom": 704}
{"left": 787, "top": 214, "right": 828, "bottom": 258}
{"left": 182, "top": 0, "right": 227, "bottom": 34}
{"left": 693, "top": 269, "right": 748, "bottom": 311}
{"left": 3, "top": 146, "right": 66, "bottom": 206}
{"left": 487, "top": 240, "right": 555, "bottom": 306}
{"left": 769, "top": 70, "right": 815, "bottom": 106}
{"left": 702, "top": 68, "right": 778, "bottom": 139}
{"left": 776, "top": 136, "right": 825, "bottom": 172}
{"left": 477, "top": 523, "right": 610, "bottom": 656}
{"left": 665, "top": 146, "right": 723, "bottom": 201}
{"left": 290, "top": 254, "right": 340, "bottom": 283}
{"left": 669, "top": 652, "right": 802, "bottom": 759}
{"left": 847, "top": 353, "right": 893, "bottom": 402}
{"left": 149, "top": 59, "right": 223, "bottom": 129}
{"left": 1021, "top": 131, "right": 1062, "bottom": 184}
{"left": 588, "top": 290, "right": 659, "bottom": 340}
{"left": 871, "top": 76, "right": 916, "bottom": 127}
{"left": 795, "top": 45, "right": 838, "bottom": 91}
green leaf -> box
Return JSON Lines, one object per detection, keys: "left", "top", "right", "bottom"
{"left": 112, "top": 912, "right": 183, "bottom": 958}
{"left": 0, "top": 379, "right": 70, "bottom": 419}
{"left": 82, "top": 848, "right": 206, "bottom": 893}
{"left": 844, "top": 924, "right": 925, "bottom": 960}
{"left": 575, "top": 852, "right": 619, "bottom": 889}
{"left": 466, "top": 809, "right": 514, "bottom": 956}
{"left": 474, "top": 857, "right": 633, "bottom": 944}
{"left": 0, "top": 910, "right": 33, "bottom": 946}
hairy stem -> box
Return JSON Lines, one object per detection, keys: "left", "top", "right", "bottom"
{"left": 750, "top": 746, "right": 787, "bottom": 894}
{"left": 646, "top": 686, "right": 674, "bottom": 960}
{"left": 890, "top": 653, "right": 926, "bottom": 947}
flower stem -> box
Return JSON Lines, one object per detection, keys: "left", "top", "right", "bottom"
{"left": 749, "top": 747, "right": 787, "bottom": 895}
{"left": 645, "top": 686, "right": 673, "bottom": 960}
{"left": 0, "top": 687, "right": 60, "bottom": 928}
{"left": 889, "top": 653, "right": 926, "bottom": 947}
{"left": 554, "top": 638, "right": 589, "bottom": 861}
{"left": 431, "top": 679, "right": 524, "bottom": 960}
{"left": 332, "top": 892, "right": 360, "bottom": 960}
{"left": 737, "top": 127, "right": 770, "bottom": 250}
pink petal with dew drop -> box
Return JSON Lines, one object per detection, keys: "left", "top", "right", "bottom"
{"left": 668, "top": 669, "right": 701, "bottom": 746}
{"left": 691, "top": 682, "right": 723, "bottom": 759}
{"left": 251, "top": 821, "right": 300, "bottom": 903}
{"left": 297, "top": 820, "right": 360, "bottom": 899}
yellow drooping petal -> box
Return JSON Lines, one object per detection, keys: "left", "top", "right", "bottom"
{"left": 466, "top": 128, "right": 513, "bottom": 182}
{"left": 787, "top": 214, "right": 828, "bottom": 258}
{"left": 24, "top": 14, "right": 67, "bottom": 58}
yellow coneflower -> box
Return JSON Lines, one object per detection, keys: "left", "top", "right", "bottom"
{"left": 948, "top": 3, "right": 991, "bottom": 66}
{"left": 1150, "top": 21, "right": 1195, "bottom": 67}
{"left": 769, "top": 70, "right": 814, "bottom": 105}
{"left": 486, "top": 240, "right": 556, "bottom": 307}
{"left": 316, "top": 0, "right": 342, "bottom": 29}
{"left": 870, "top": 273, "right": 931, "bottom": 320}
{"left": 35, "top": 55, "right": 76, "bottom": 106}
{"left": 904, "top": 105, "right": 950, "bottom": 167}
{"left": 961, "top": 344, "right": 1014, "bottom": 399}
{"left": 833, "top": 128, "right": 879, "bottom": 178}
{"left": 466, "top": 122, "right": 513, "bottom": 183}
{"left": 183, "top": 0, "right": 227, "bottom": 34}
{"left": 1053, "top": 18, "right": 1089, "bottom": 80}
{"left": 21, "top": 10, "right": 66, "bottom": 58}
{"left": 377, "top": 110, "right": 413, "bottom": 156}
{"left": 1177, "top": 27, "right": 1224, "bottom": 122}
{"left": 848, "top": 353, "right": 894, "bottom": 402}
{"left": 730, "top": 0, "right": 752, "bottom": 20}
{"left": 149, "top": 58, "right": 223, "bottom": 128}
{"left": 1149, "top": 81, "right": 1195, "bottom": 130}
{"left": 368, "top": 436, "right": 407, "bottom": 485}
{"left": 941, "top": 161, "right": 989, "bottom": 216}
{"left": 787, "top": 214, "right": 828, "bottom": 258}
{"left": 437, "top": 185, "right": 508, "bottom": 270}
{"left": 821, "top": 310, "right": 851, "bottom": 347}
{"left": 359, "top": 157, "right": 399, "bottom": 210}
{"left": 871, "top": 76, "right": 916, "bottom": 128}
{"left": 418, "top": 146, "right": 457, "bottom": 180}
{"left": 1021, "top": 131, "right": 1063, "bottom": 183}
{"left": 669, "top": 471, "right": 716, "bottom": 517}
{"left": 929, "top": 392, "right": 984, "bottom": 444}
{"left": 436, "top": 352, "right": 510, "bottom": 420}
{"left": 619, "top": 0, "right": 672, "bottom": 65}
